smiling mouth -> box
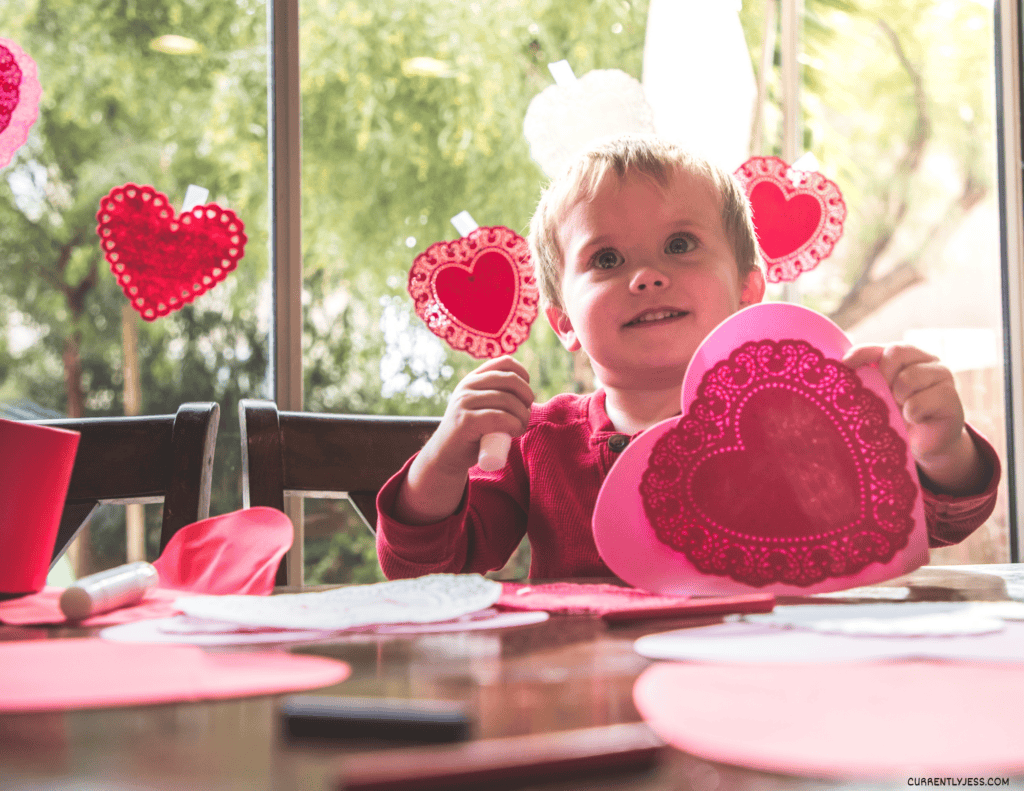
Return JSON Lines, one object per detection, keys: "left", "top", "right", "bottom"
{"left": 625, "top": 309, "right": 690, "bottom": 327}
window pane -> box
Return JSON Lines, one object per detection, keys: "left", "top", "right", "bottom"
{"left": 300, "top": 0, "right": 1008, "bottom": 579}
{"left": 299, "top": 0, "right": 649, "bottom": 580}
{"left": 0, "top": 0, "right": 271, "bottom": 574}
{"left": 753, "top": 0, "right": 1007, "bottom": 562}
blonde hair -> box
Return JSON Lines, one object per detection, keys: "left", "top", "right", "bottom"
{"left": 528, "top": 134, "right": 761, "bottom": 312}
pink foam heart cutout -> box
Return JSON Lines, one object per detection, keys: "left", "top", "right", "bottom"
{"left": 408, "top": 226, "right": 539, "bottom": 358}
{"left": 593, "top": 303, "right": 928, "bottom": 596}
{"left": 634, "top": 661, "right": 1024, "bottom": 778}
{"left": 0, "top": 37, "right": 41, "bottom": 168}
{"left": 95, "top": 183, "right": 247, "bottom": 321}
{"left": 735, "top": 156, "right": 846, "bottom": 283}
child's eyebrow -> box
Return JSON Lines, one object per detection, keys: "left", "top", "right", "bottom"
{"left": 573, "top": 234, "right": 614, "bottom": 255}
{"left": 573, "top": 220, "right": 709, "bottom": 255}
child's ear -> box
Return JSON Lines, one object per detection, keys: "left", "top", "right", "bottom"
{"left": 545, "top": 305, "right": 582, "bottom": 352}
{"left": 739, "top": 268, "right": 766, "bottom": 307}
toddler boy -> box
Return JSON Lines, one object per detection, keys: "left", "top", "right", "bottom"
{"left": 376, "top": 135, "right": 999, "bottom": 580}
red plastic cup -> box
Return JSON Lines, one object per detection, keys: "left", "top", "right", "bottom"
{"left": 0, "top": 419, "right": 80, "bottom": 597}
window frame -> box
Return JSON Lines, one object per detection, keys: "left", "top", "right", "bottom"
{"left": 997, "top": 0, "right": 1023, "bottom": 561}
{"left": 269, "top": 0, "right": 305, "bottom": 583}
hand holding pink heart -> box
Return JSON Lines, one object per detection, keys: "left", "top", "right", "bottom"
{"left": 593, "top": 303, "right": 928, "bottom": 596}
{"left": 640, "top": 336, "right": 918, "bottom": 588}
{"left": 0, "top": 37, "right": 41, "bottom": 169}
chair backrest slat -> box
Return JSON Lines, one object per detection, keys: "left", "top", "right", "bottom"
{"left": 29, "top": 402, "right": 220, "bottom": 563}
{"left": 239, "top": 399, "right": 440, "bottom": 585}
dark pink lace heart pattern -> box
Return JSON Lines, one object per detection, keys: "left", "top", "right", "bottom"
{"left": 640, "top": 339, "right": 917, "bottom": 587}
{"left": 0, "top": 43, "right": 22, "bottom": 135}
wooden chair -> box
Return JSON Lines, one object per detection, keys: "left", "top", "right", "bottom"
{"left": 239, "top": 399, "right": 440, "bottom": 584}
{"left": 30, "top": 402, "right": 220, "bottom": 564}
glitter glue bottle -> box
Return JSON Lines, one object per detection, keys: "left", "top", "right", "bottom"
{"left": 59, "top": 561, "right": 160, "bottom": 621}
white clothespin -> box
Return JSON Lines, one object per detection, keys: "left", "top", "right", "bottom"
{"left": 450, "top": 210, "right": 512, "bottom": 473}
{"left": 787, "top": 153, "right": 819, "bottom": 188}
{"left": 547, "top": 60, "right": 578, "bottom": 87}
{"left": 181, "top": 184, "right": 210, "bottom": 214}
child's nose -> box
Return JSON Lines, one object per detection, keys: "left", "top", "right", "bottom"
{"left": 629, "top": 266, "right": 668, "bottom": 293}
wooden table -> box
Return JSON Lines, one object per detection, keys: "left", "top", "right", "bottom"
{"left": 0, "top": 566, "right": 1019, "bottom": 791}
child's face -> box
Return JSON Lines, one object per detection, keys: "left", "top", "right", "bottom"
{"left": 547, "top": 168, "right": 765, "bottom": 390}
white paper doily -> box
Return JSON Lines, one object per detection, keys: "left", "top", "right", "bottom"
{"left": 743, "top": 601, "right": 1024, "bottom": 638}
{"left": 176, "top": 573, "right": 503, "bottom": 630}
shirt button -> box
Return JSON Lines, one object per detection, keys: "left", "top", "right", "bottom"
{"left": 607, "top": 434, "right": 630, "bottom": 453}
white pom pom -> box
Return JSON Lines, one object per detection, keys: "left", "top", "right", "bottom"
{"left": 523, "top": 69, "right": 656, "bottom": 178}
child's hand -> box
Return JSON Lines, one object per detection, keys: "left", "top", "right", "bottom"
{"left": 426, "top": 355, "right": 535, "bottom": 475}
{"left": 842, "top": 344, "right": 987, "bottom": 495}
{"left": 395, "top": 356, "right": 534, "bottom": 524}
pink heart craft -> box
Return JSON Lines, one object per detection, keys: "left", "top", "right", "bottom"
{"left": 734, "top": 156, "right": 846, "bottom": 283}
{"left": 0, "top": 37, "right": 41, "bottom": 169}
{"left": 95, "top": 184, "right": 247, "bottom": 321}
{"left": 592, "top": 303, "right": 928, "bottom": 596}
{"left": 407, "top": 225, "right": 539, "bottom": 358}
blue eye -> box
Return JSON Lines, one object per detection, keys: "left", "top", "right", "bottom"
{"left": 591, "top": 248, "right": 624, "bottom": 270}
{"left": 666, "top": 235, "right": 696, "bottom": 254}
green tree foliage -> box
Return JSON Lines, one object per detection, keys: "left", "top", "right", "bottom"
{"left": 1, "top": 0, "right": 270, "bottom": 418}
{"left": 299, "top": 0, "right": 649, "bottom": 416}
{"left": 1, "top": 0, "right": 271, "bottom": 570}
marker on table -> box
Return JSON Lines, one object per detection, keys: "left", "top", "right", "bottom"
{"left": 59, "top": 561, "right": 159, "bottom": 621}
{"left": 450, "top": 210, "right": 512, "bottom": 473}
{"left": 280, "top": 695, "right": 472, "bottom": 744}
{"left": 336, "top": 721, "right": 665, "bottom": 790}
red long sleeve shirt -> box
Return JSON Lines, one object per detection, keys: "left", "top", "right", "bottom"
{"left": 376, "top": 390, "right": 1001, "bottom": 581}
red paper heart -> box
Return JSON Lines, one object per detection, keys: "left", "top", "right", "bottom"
{"left": 640, "top": 338, "right": 917, "bottom": 588}
{"left": 95, "top": 184, "right": 247, "bottom": 321}
{"left": 408, "top": 226, "right": 539, "bottom": 358}
{"left": 734, "top": 156, "right": 846, "bottom": 283}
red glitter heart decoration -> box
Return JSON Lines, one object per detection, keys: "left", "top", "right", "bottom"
{"left": 95, "top": 184, "right": 247, "bottom": 321}
{"left": 734, "top": 156, "right": 846, "bottom": 283}
{"left": 640, "top": 338, "right": 918, "bottom": 588}
{"left": 408, "top": 226, "right": 539, "bottom": 358}
{"left": 0, "top": 37, "right": 41, "bottom": 168}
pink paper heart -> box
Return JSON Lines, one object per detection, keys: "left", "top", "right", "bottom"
{"left": 592, "top": 303, "right": 929, "bottom": 596}
{"left": 408, "top": 226, "right": 539, "bottom": 358}
{"left": 153, "top": 507, "right": 292, "bottom": 596}
{"left": 641, "top": 338, "right": 918, "bottom": 588}
{"left": 95, "top": 183, "right": 247, "bottom": 321}
{"left": 0, "top": 38, "right": 41, "bottom": 169}
{"left": 734, "top": 156, "right": 846, "bottom": 283}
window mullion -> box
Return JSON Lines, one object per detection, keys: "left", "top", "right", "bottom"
{"left": 269, "top": 0, "right": 304, "bottom": 584}
{"left": 997, "top": 0, "right": 1024, "bottom": 561}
